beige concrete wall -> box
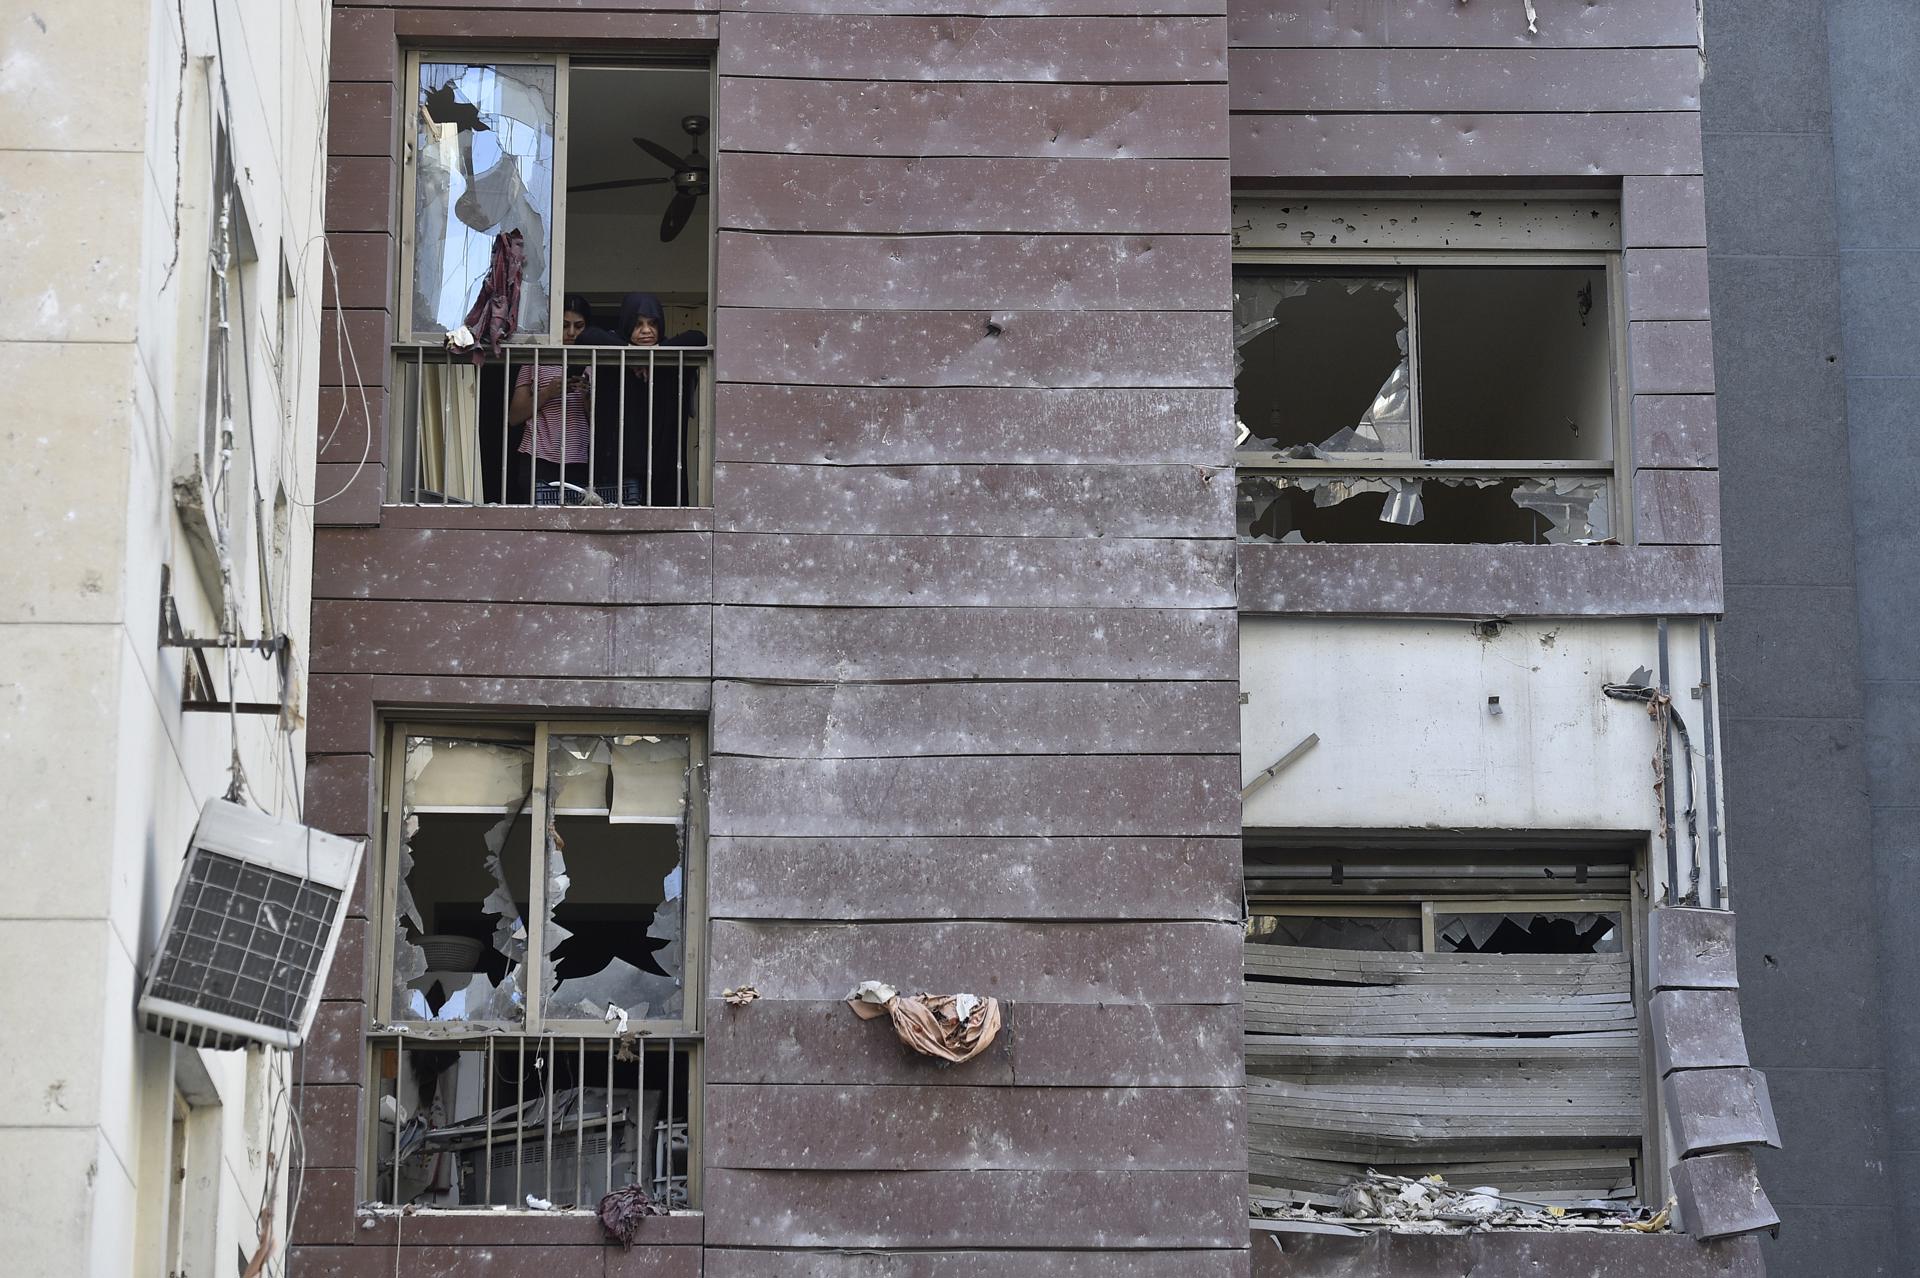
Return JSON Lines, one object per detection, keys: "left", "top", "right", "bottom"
{"left": 0, "top": 1, "right": 330, "bottom": 1273}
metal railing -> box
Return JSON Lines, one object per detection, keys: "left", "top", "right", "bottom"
{"left": 389, "top": 343, "right": 710, "bottom": 508}
{"left": 372, "top": 1033, "right": 697, "bottom": 1211}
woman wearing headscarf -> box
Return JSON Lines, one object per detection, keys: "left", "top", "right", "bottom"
{"left": 591, "top": 292, "right": 707, "bottom": 506}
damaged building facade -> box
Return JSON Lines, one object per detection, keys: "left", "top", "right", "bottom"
{"left": 294, "top": 2, "right": 1782, "bottom": 1276}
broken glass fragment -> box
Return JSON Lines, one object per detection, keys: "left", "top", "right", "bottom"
{"left": 544, "top": 733, "right": 691, "bottom": 1023}
{"left": 1233, "top": 274, "right": 1412, "bottom": 457}
{"left": 412, "top": 62, "right": 557, "bottom": 337}
{"left": 392, "top": 736, "right": 534, "bottom": 1024}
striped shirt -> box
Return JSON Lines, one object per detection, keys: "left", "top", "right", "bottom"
{"left": 515, "top": 364, "right": 592, "bottom": 464}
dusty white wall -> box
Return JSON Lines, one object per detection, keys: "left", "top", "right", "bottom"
{"left": 1241, "top": 616, "right": 1730, "bottom": 905}
{"left": 0, "top": 1, "right": 329, "bottom": 1274}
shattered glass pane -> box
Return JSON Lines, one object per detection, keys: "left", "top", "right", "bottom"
{"left": 1238, "top": 471, "right": 1611, "bottom": 545}
{"left": 393, "top": 736, "right": 535, "bottom": 1024}
{"left": 1511, "top": 476, "right": 1611, "bottom": 544}
{"left": 544, "top": 734, "right": 691, "bottom": 1024}
{"left": 412, "top": 62, "right": 557, "bottom": 337}
{"left": 1435, "top": 911, "right": 1623, "bottom": 954}
{"left": 1233, "top": 273, "right": 1412, "bottom": 458}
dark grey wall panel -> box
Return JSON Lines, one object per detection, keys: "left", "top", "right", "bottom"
{"left": 713, "top": 309, "right": 1232, "bottom": 388}
{"left": 717, "top": 234, "right": 1230, "bottom": 311}
{"left": 719, "top": 156, "right": 1230, "bottom": 234}
{"left": 714, "top": 387, "right": 1233, "bottom": 465}
{"left": 1229, "top": 47, "right": 1700, "bottom": 113}
{"left": 708, "top": 920, "right": 1243, "bottom": 1004}
{"left": 1228, "top": 0, "right": 1700, "bottom": 50}
{"left": 717, "top": 79, "right": 1229, "bottom": 158}
{"left": 1701, "top": 0, "right": 1902, "bottom": 1271}
{"left": 718, "top": 14, "right": 1226, "bottom": 81}
{"left": 703, "top": 1170, "right": 1247, "bottom": 1249}
{"left": 1232, "top": 111, "right": 1703, "bottom": 178}
{"left": 711, "top": 463, "right": 1234, "bottom": 538}
{"left": 706, "top": 1085, "right": 1243, "bottom": 1170}
{"left": 712, "top": 534, "right": 1235, "bottom": 608}
{"left": 713, "top": 606, "right": 1237, "bottom": 681}
{"left": 711, "top": 680, "right": 1240, "bottom": 757}
{"left": 707, "top": 754, "right": 1241, "bottom": 836}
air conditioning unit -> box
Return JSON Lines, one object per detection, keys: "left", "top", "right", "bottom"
{"left": 139, "top": 798, "right": 364, "bottom": 1051}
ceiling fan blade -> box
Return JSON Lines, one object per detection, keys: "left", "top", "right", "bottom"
{"left": 568, "top": 176, "right": 674, "bottom": 193}
{"left": 632, "top": 136, "right": 686, "bottom": 172}
{"left": 659, "top": 190, "right": 698, "bottom": 242}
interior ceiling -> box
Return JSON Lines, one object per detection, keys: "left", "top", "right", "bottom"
{"left": 567, "top": 65, "right": 711, "bottom": 198}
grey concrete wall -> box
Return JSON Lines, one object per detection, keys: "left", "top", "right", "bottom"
{"left": 1827, "top": 0, "right": 1920, "bottom": 1261}
{"left": 1700, "top": 0, "right": 1902, "bottom": 1272}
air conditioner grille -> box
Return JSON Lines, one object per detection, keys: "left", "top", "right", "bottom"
{"left": 146, "top": 850, "right": 344, "bottom": 1033}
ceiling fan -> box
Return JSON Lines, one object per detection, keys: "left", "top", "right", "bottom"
{"left": 568, "top": 114, "right": 709, "bottom": 242}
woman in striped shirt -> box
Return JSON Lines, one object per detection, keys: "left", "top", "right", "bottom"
{"left": 505, "top": 293, "right": 595, "bottom": 503}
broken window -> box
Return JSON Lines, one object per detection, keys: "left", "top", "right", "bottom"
{"left": 393, "top": 54, "right": 713, "bottom": 508}
{"left": 1234, "top": 258, "right": 1618, "bottom": 545}
{"left": 374, "top": 721, "right": 702, "bottom": 1212}
{"left": 1242, "top": 845, "right": 1645, "bottom": 1224}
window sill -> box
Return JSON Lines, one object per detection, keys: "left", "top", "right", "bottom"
{"left": 349, "top": 1206, "right": 702, "bottom": 1248}
{"left": 378, "top": 504, "right": 713, "bottom": 533}
{"left": 1237, "top": 541, "right": 1723, "bottom": 618}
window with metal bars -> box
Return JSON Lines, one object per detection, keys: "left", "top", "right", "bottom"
{"left": 368, "top": 720, "right": 703, "bottom": 1211}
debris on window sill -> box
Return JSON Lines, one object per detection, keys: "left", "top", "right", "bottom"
{"left": 598, "top": 1183, "right": 668, "bottom": 1249}
{"left": 1253, "top": 1174, "right": 1672, "bottom": 1236}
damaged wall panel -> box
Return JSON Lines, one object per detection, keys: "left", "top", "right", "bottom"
{"left": 714, "top": 535, "right": 1236, "bottom": 609}
{"left": 708, "top": 836, "right": 1242, "bottom": 920}
{"left": 1227, "top": 0, "right": 1703, "bottom": 49}
{"left": 707, "top": 1249, "right": 1252, "bottom": 1278}
{"left": 714, "top": 386, "right": 1233, "bottom": 467}
{"left": 720, "top": 156, "right": 1231, "bottom": 236}
{"left": 1232, "top": 113, "right": 1703, "bottom": 180}
{"left": 1229, "top": 48, "right": 1701, "bottom": 114}
{"left": 704, "top": 1000, "right": 1242, "bottom": 1089}
{"left": 714, "top": 308, "right": 1233, "bottom": 388}
{"left": 711, "top": 681, "right": 1240, "bottom": 759}
{"left": 708, "top": 755, "right": 1241, "bottom": 837}
{"left": 704, "top": 7, "right": 1241, "bottom": 1271}
{"left": 715, "top": 78, "right": 1229, "bottom": 159}
{"left": 712, "top": 463, "right": 1235, "bottom": 539}
{"left": 703, "top": 1169, "right": 1248, "bottom": 1250}
{"left": 707, "top": 1084, "right": 1244, "bottom": 1171}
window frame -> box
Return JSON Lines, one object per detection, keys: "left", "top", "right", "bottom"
{"left": 373, "top": 718, "right": 707, "bottom": 1040}
{"left": 1232, "top": 247, "right": 1633, "bottom": 541}
{"left": 397, "top": 51, "right": 572, "bottom": 346}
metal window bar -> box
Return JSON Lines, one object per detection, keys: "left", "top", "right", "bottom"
{"left": 390, "top": 344, "right": 710, "bottom": 508}
{"left": 373, "top": 1034, "right": 698, "bottom": 1210}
